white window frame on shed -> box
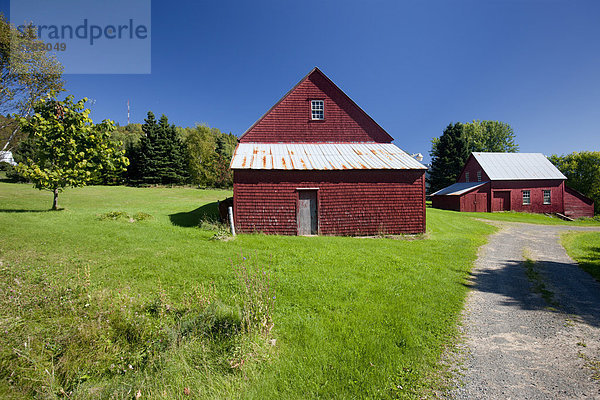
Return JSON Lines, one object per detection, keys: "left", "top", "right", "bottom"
{"left": 522, "top": 190, "right": 531, "bottom": 205}
{"left": 543, "top": 189, "right": 551, "bottom": 205}
{"left": 311, "top": 100, "right": 324, "bottom": 120}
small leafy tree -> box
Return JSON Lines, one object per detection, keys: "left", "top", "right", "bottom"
{"left": 428, "top": 122, "right": 469, "bottom": 193}
{"left": 550, "top": 151, "right": 600, "bottom": 215}
{"left": 15, "top": 94, "right": 128, "bottom": 209}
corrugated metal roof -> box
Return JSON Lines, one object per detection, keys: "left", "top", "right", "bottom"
{"left": 473, "top": 152, "right": 566, "bottom": 180}
{"left": 430, "top": 181, "right": 487, "bottom": 196}
{"left": 230, "top": 143, "right": 427, "bottom": 170}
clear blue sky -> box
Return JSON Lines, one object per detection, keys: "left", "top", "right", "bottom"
{"left": 3, "top": 0, "right": 599, "bottom": 162}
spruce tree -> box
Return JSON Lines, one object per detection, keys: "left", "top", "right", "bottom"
{"left": 137, "top": 111, "right": 161, "bottom": 184}
{"left": 158, "top": 115, "right": 188, "bottom": 184}
{"left": 428, "top": 122, "right": 469, "bottom": 194}
{"left": 133, "top": 112, "right": 189, "bottom": 185}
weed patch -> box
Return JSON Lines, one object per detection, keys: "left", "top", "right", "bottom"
{"left": 97, "top": 211, "right": 153, "bottom": 222}
{"left": 232, "top": 254, "right": 275, "bottom": 337}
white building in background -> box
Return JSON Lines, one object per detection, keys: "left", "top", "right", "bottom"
{"left": 0, "top": 151, "right": 16, "bottom": 166}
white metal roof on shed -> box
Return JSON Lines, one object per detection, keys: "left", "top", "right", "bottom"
{"left": 230, "top": 143, "right": 427, "bottom": 170}
{"left": 430, "top": 181, "right": 487, "bottom": 196}
{"left": 472, "top": 152, "right": 566, "bottom": 180}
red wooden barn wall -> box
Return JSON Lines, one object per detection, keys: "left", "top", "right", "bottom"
{"left": 431, "top": 185, "right": 489, "bottom": 212}
{"left": 458, "top": 158, "right": 490, "bottom": 183}
{"left": 564, "top": 186, "right": 594, "bottom": 218}
{"left": 432, "top": 181, "right": 568, "bottom": 214}
{"left": 234, "top": 170, "right": 426, "bottom": 235}
{"left": 431, "top": 195, "right": 460, "bottom": 211}
{"left": 239, "top": 70, "right": 392, "bottom": 144}
{"left": 489, "top": 180, "right": 564, "bottom": 213}
{"left": 460, "top": 184, "right": 489, "bottom": 212}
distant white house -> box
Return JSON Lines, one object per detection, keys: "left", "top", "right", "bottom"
{"left": 0, "top": 151, "right": 16, "bottom": 166}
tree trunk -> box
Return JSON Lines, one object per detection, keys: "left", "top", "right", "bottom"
{"left": 52, "top": 187, "right": 59, "bottom": 210}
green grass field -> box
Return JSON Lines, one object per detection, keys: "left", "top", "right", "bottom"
{"left": 0, "top": 183, "right": 497, "bottom": 399}
{"left": 562, "top": 232, "right": 600, "bottom": 282}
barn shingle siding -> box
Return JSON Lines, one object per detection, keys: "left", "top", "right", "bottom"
{"left": 232, "top": 67, "right": 426, "bottom": 235}
{"left": 239, "top": 69, "right": 392, "bottom": 144}
{"left": 234, "top": 170, "right": 425, "bottom": 235}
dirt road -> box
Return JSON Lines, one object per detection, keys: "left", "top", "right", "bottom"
{"left": 451, "top": 222, "right": 600, "bottom": 399}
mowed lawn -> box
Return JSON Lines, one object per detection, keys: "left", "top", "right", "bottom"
{"left": 0, "top": 183, "right": 495, "bottom": 399}
{"left": 562, "top": 232, "right": 600, "bottom": 282}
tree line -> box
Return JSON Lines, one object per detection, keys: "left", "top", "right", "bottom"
{"left": 6, "top": 109, "right": 238, "bottom": 189}
{"left": 116, "top": 111, "right": 237, "bottom": 188}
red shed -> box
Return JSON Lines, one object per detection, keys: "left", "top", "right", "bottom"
{"left": 230, "top": 67, "right": 427, "bottom": 235}
{"left": 431, "top": 152, "right": 594, "bottom": 218}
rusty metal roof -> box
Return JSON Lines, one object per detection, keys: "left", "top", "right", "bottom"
{"left": 230, "top": 143, "right": 427, "bottom": 170}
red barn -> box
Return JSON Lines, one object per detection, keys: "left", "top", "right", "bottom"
{"left": 431, "top": 152, "right": 594, "bottom": 218}
{"left": 230, "top": 67, "right": 427, "bottom": 235}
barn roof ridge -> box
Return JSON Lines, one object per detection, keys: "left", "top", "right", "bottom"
{"left": 239, "top": 67, "right": 394, "bottom": 143}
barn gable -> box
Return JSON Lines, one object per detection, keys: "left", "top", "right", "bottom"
{"left": 232, "top": 68, "right": 426, "bottom": 235}
{"left": 239, "top": 67, "right": 394, "bottom": 143}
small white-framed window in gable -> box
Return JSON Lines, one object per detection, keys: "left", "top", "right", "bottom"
{"left": 522, "top": 190, "right": 531, "bottom": 205}
{"left": 477, "top": 170, "right": 482, "bottom": 182}
{"left": 465, "top": 172, "right": 470, "bottom": 182}
{"left": 311, "top": 100, "right": 324, "bottom": 120}
{"left": 543, "top": 190, "right": 551, "bottom": 205}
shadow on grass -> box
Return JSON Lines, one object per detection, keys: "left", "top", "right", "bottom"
{"left": 0, "top": 208, "right": 61, "bottom": 213}
{"left": 169, "top": 202, "right": 219, "bottom": 228}
{"left": 465, "top": 258, "right": 600, "bottom": 328}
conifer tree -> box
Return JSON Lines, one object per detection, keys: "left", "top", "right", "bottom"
{"left": 158, "top": 114, "right": 188, "bottom": 184}
{"left": 428, "top": 122, "right": 469, "bottom": 194}
{"left": 137, "top": 111, "right": 160, "bottom": 184}
{"left": 134, "top": 112, "right": 188, "bottom": 185}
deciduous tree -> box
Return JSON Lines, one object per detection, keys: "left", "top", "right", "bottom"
{"left": 431, "top": 120, "right": 518, "bottom": 155}
{"left": 463, "top": 120, "right": 518, "bottom": 153}
{"left": 550, "top": 151, "right": 600, "bottom": 215}
{"left": 15, "top": 94, "right": 127, "bottom": 209}
{"left": 0, "top": 14, "right": 64, "bottom": 151}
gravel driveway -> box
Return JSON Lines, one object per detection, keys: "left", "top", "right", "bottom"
{"left": 451, "top": 222, "right": 600, "bottom": 399}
